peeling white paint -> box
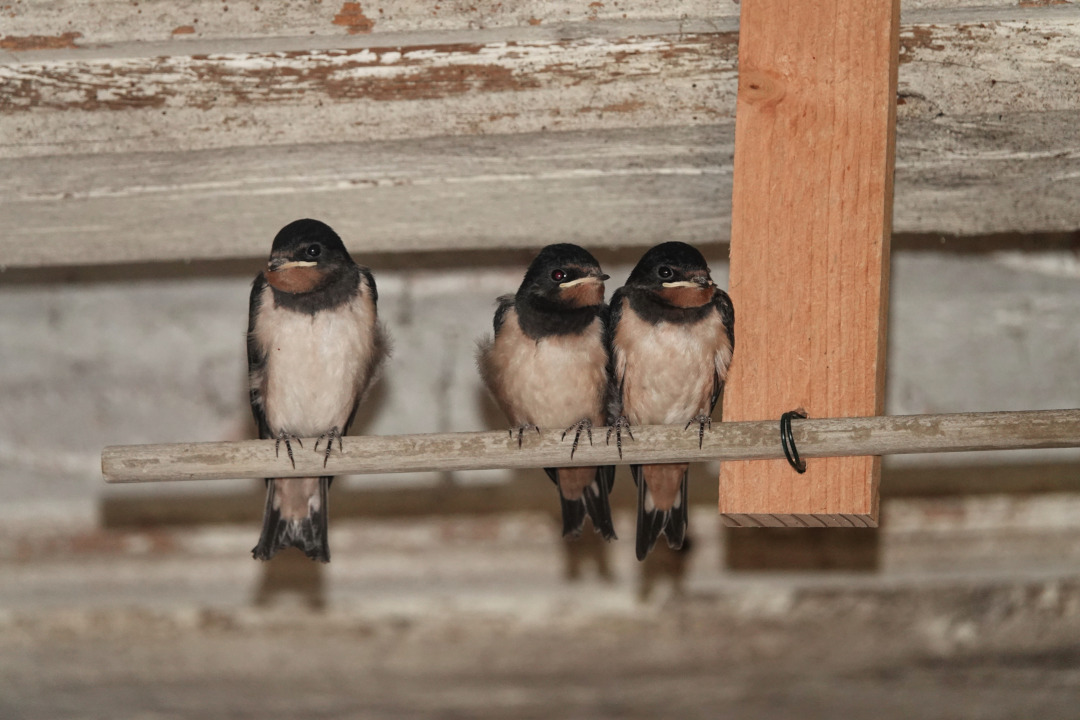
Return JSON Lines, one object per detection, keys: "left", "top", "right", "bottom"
{"left": 1, "top": 0, "right": 741, "bottom": 47}
{"left": 0, "top": 33, "right": 733, "bottom": 159}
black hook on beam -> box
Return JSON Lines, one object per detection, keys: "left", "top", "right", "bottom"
{"left": 780, "top": 409, "right": 808, "bottom": 473}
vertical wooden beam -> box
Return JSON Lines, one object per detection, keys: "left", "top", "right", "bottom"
{"left": 719, "top": 0, "right": 899, "bottom": 527}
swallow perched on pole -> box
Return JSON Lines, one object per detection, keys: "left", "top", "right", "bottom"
{"left": 606, "top": 242, "right": 734, "bottom": 561}
{"left": 247, "top": 218, "right": 388, "bottom": 562}
{"left": 478, "top": 244, "right": 617, "bottom": 541}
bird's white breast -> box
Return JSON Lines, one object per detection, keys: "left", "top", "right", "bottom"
{"left": 614, "top": 301, "right": 732, "bottom": 426}
{"left": 254, "top": 284, "right": 377, "bottom": 437}
{"left": 481, "top": 309, "right": 608, "bottom": 428}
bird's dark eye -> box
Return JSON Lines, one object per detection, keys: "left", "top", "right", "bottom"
{"left": 305, "top": 244, "right": 321, "bottom": 259}
{"left": 657, "top": 266, "right": 673, "bottom": 279}
{"left": 551, "top": 269, "right": 567, "bottom": 282}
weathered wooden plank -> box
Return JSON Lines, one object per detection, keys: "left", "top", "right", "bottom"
{"left": 100, "top": 410, "right": 1080, "bottom": 484}
{"left": 0, "top": 127, "right": 731, "bottom": 267}
{"left": 3, "top": 11, "right": 1079, "bottom": 159}
{"left": 719, "top": 0, "right": 898, "bottom": 527}
{"left": 0, "top": 0, "right": 1048, "bottom": 50}
{"left": 2, "top": 116, "right": 1079, "bottom": 267}
{"left": 0, "top": 31, "right": 738, "bottom": 158}
{"left": 895, "top": 111, "right": 1080, "bottom": 235}
{"left": 1, "top": 10, "right": 1079, "bottom": 266}
{"left": 0, "top": 1, "right": 739, "bottom": 49}
{"left": 897, "top": 13, "right": 1080, "bottom": 119}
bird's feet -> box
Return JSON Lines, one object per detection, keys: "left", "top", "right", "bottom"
{"left": 684, "top": 414, "right": 713, "bottom": 449}
{"left": 509, "top": 423, "right": 542, "bottom": 448}
{"left": 561, "top": 418, "right": 594, "bottom": 460}
{"left": 314, "top": 426, "right": 343, "bottom": 468}
{"left": 274, "top": 430, "right": 304, "bottom": 469}
{"left": 604, "top": 416, "right": 634, "bottom": 459}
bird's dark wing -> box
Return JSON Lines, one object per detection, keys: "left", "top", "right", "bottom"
{"left": 604, "top": 288, "right": 628, "bottom": 420}
{"left": 247, "top": 273, "right": 272, "bottom": 440}
{"left": 598, "top": 299, "right": 613, "bottom": 371}
{"left": 603, "top": 289, "right": 625, "bottom": 360}
{"left": 359, "top": 266, "right": 378, "bottom": 304}
{"left": 344, "top": 319, "right": 391, "bottom": 435}
{"left": 708, "top": 288, "right": 736, "bottom": 414}
{"left": 715, "top": 287, "right": 735, "bottom": 352}
{"left": 492, "top": 294, "right": 515, "bottom": 335}
{"left": 708, "top": 371, "right": 723, "bottom": 415}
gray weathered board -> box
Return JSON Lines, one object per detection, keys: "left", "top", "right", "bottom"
{"left": 2, "top": 3, "right": 1079, "bottom": 267}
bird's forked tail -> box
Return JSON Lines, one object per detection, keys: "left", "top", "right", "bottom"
{"left": 632, "top": 464, "right": 688, "bottom": 561}
{"left": 548, "top": 465, "right": 618, "bottom": 541}
{"left": 252, "top": 476, "right": 331, "bottom": 562}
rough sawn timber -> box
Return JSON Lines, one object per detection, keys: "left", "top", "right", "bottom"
{"left": 0, "top": 128, "right": 730, "bottom": 266}
{"left": 4, "top": 10, "right": 1079, "bottom": 158}
{"left": 1, "top": 7, "right": 1078, "bottom": 266}
{"left": 719, "top": 0, "right": 898, "bottom": 527}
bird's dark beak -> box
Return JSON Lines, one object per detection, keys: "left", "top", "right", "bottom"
{"left": 267, "top": 258, "right": 287, "bottom": 272}
{"left": 692, "top": 275, "right": 715, "bottom": 288}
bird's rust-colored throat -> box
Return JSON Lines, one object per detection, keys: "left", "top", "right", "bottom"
{"left": 559, "top": 277, "right": 606, "bottom": 308}
{"left": 657, "top": 284, "right": 714, "bottom": 308}
{"left": 265, "top": 265, "right": 326, "bottom": 294}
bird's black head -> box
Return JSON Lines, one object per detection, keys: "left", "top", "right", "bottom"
{"left": 625, "top": 241, "right": 715, "bottom": 308}
{"left": 517, "top": 243, "right": 609, "bottom": 311}
{"left": 264, "top": 219, "right": 356, "bottom": 295}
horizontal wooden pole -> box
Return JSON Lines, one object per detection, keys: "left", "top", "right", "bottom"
{"left": 101, "top": 409, "right": 1080, "bottom": 484}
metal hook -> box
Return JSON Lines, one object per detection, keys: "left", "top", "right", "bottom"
{"left": 780, "top": 409, "right": 807, "bottom": 473}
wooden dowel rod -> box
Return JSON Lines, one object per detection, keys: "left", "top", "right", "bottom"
{"left": 101, "top": 409, "right": 1080, "bottom": 484}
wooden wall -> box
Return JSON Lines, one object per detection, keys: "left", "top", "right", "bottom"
{"left": 2, "top": 1, "right": 1079, "bottom": 266}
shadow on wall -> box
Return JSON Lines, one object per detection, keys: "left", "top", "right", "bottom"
{"left": 6, "top": 231, "right": 1079, "bottom": 287}
{"left": 15, "top": 231, "right": 1080, "bottom": 605}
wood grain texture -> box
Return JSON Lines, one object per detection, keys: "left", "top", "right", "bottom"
{"left": 3, "top": 9, "right": 1079, "bottom": 160}
{"left": 719, "top": 0, "right": 900, "bottom": 526}
{"left": 0, "top": 1, "right": 739, "bottom": 48}
{"left": 3, "top": 10, "right": 1080, "bottom": 266}
{"left": 0, "top": 30, "right": 738, "bottom": 158}
{"left": 100, "top": 410, "right": 1080, "bottom": 484}
{"left": 0, "top": 0, "right": 1047, "bottom": 50}
{"left": 4, "top": 113, "right": 1080, "bottom": 267}
{"left": 0, "top": 127, "right": 731, "bottom": 266}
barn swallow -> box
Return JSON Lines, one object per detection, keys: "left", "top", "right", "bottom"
{"left": 247, "top": 218, "right": 388, "bottom": 562}
{"left": 478, "top": 244, "right": 617, "bottom": 541}
{"left": 606, "top": 242, "right": 734, "bottom": 560}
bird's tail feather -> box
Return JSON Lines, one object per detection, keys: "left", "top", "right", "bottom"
{"left": 632, "top": 465, "right": 688, "bottom": 561}
{"left": 551, "top": 466, "right": 618, "bottom": 541}
{"left": 558, "top": 490, "right": 588, "bottom": 539}
{"left": 663, "top": 472, "right": 689, "bottom": 551}
{"left": 252, "top": 476, "right": 331, "bottom": 563}
{"left": 582, "top": 465, "right": 617, "bottom": 541}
